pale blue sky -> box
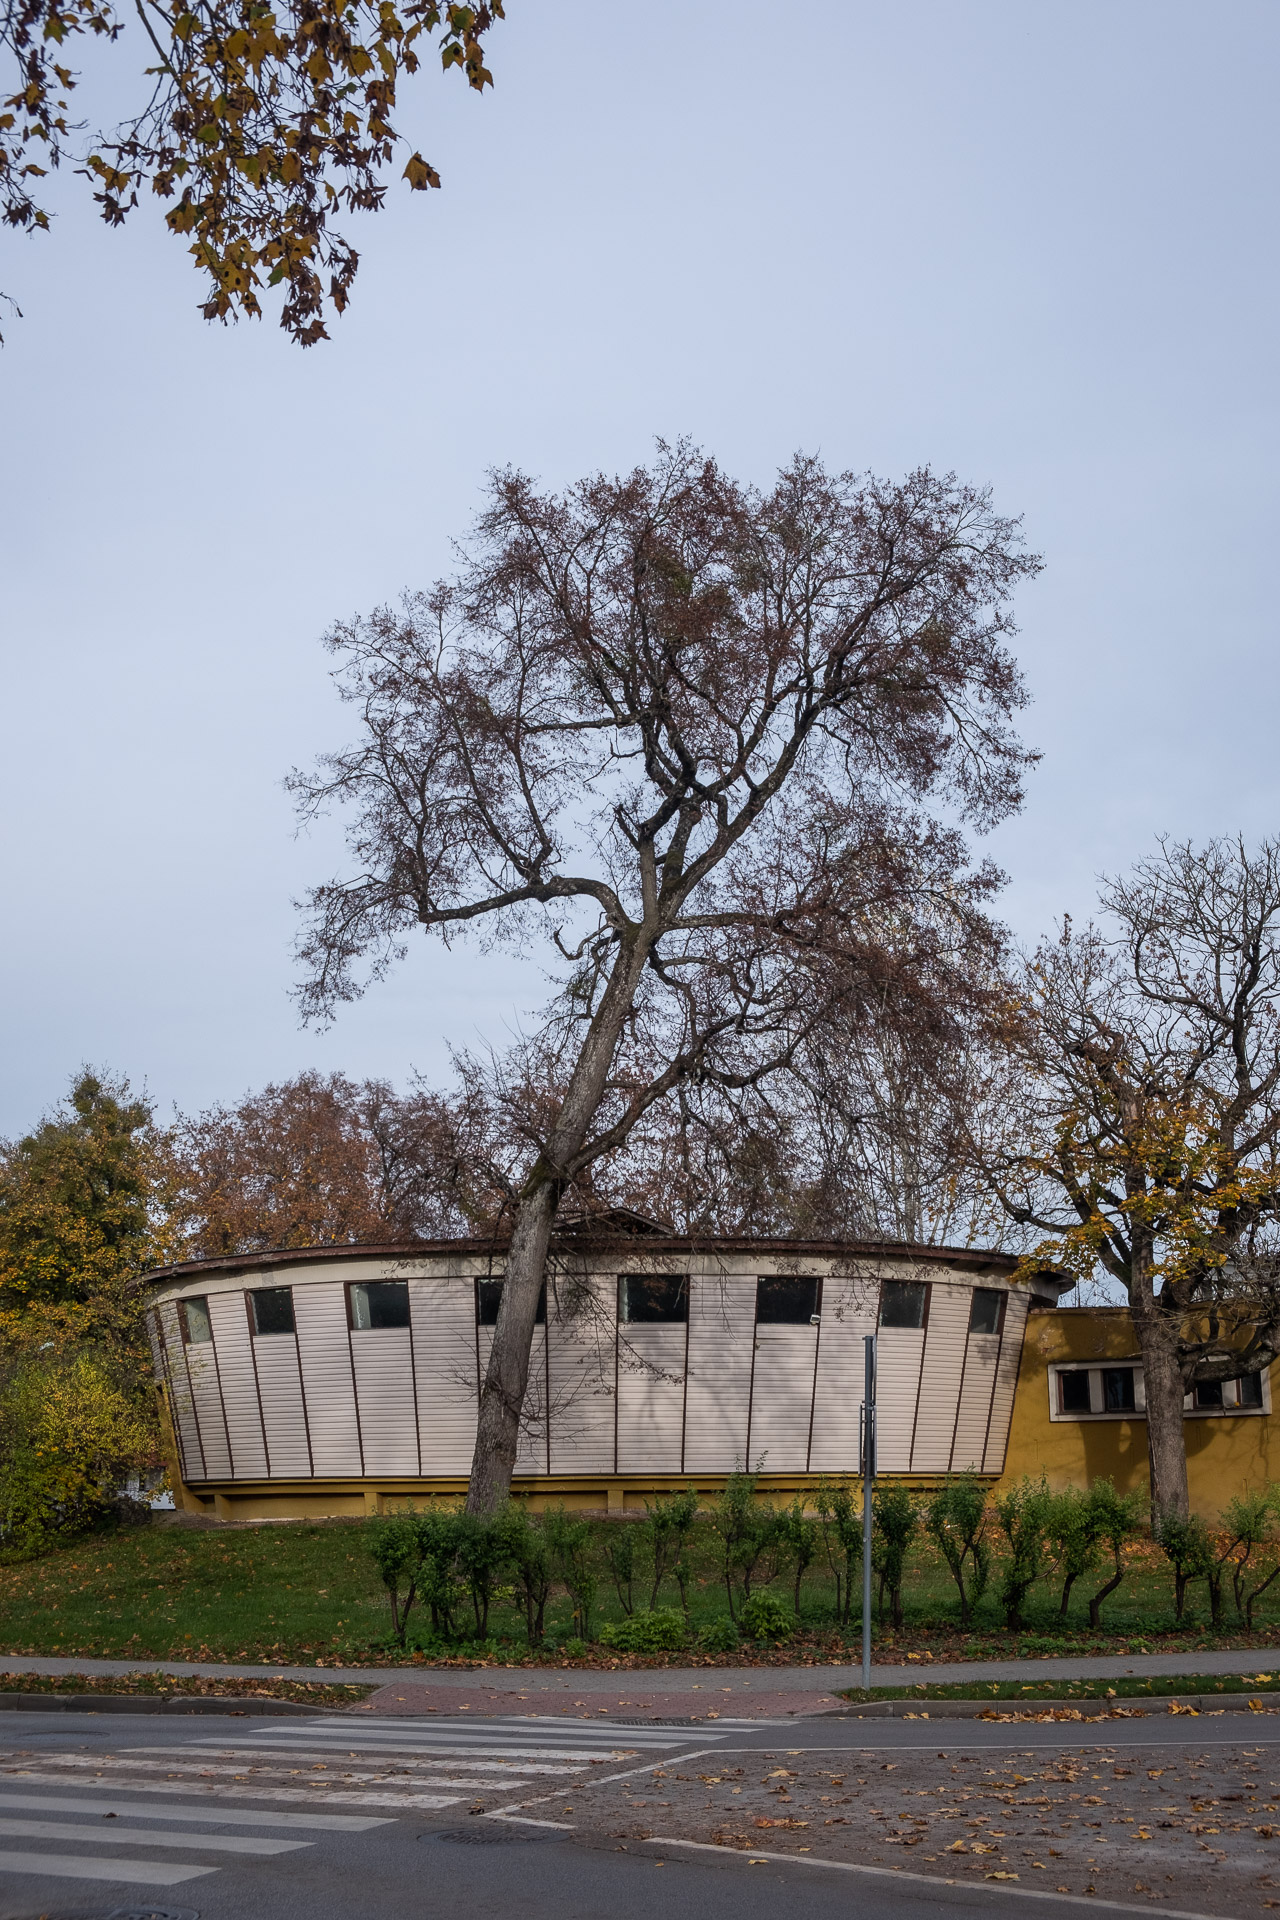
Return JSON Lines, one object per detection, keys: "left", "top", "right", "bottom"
{"left": 2, "top": 0, "right": 1278, "bottom": 1135}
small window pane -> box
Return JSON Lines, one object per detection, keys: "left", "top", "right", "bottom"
{"left": 1237, "top": 1372, "right": 1264, "bottom": 1409}
{"left": 249, "top": 1286, "right": 295, "bottom": 1335}
{"left": 620, "top": 1276, "right": 688, "bottom": 1323}
{"left": 350, "top": 1280, "right": 410, "bottom": 1330}
{"left": 879, "top": 1280, "right": 927, "bottom": 1329}
{"left": 476, "top": 1280, "right": 545, "bottom": 1327}
{"left": 1058, "top": 1369, "right": 1092, "bottom": 1413}
{"left": 180, "top": 1297, "right": 212, "bottom": 1345}
{"left": 968, "top": 1287, "right": 1004, "bottom": 1336}
{"left": 1103, "top": 1367, "right": 1136, "bottom": 1412}
{"left": 756, "top": 1276, "right": 821, "bottom": 1325}
{"left": 1194, "top": 1378, "right": 1224, "bottom": 1409}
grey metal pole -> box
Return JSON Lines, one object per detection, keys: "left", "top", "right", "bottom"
{"left": 861, "top": 1332, "right": 876, "bottom": 1694}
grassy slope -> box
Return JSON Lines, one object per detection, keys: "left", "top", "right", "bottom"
{"left": 3, "top": 1520, "right": 1280, "bottom": 1665}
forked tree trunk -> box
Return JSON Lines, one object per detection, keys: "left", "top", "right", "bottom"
{"left": 1134, "top": 1312, "right": 1189, "bottom": 1522}
{"left": 465, "top": 930, "right": 654, "bottom": 1514}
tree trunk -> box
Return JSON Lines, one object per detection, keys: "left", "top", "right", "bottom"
{"left": 465, "top": 1176, "right": 557, "bottom": 1514}
{"left": 1133, "top": 1312, "right": 1189, "bottom": 1521}
{"left": 464, "top": 928, "right": 653, "bottom": 1513}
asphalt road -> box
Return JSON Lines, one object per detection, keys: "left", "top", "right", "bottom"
{"left": 0, "top": 1706, "right": 1276, "bottom": 1920}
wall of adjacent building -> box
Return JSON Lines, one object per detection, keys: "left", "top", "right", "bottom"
{"left": 998, "top": 1307, "right": 1280, "bottom": 1518}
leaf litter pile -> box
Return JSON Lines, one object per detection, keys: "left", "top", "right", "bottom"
{"left": 556, "top": 1743, "right": 1280, "bottom": 1913}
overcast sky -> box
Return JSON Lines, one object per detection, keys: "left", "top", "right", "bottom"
{"left": 2, "top": 0, "right": 1277, "bottom": 1138}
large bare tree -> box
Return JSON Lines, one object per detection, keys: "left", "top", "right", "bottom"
{"left": 976, "top": 837, "right": 1280, "bottom": 1520}
{"left": 290, "top": 441, "right": 1040, "bottom": 1511}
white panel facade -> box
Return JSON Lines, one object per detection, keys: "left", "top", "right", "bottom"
{"left": 294, "top": 1281, "right": 363, "bottom": 1475}
{"left": 351, "top": 1329, "right": 419, "bottom": 1475}
{"left": 874, "top": 1325, "right": 926, "bottom": 1472}
{"left": 615, "top": 1323, "right": 686, "bottom": 1473}
{"left": 154, "top": 1304, "right": 209, "bottom": 1482}
{"left": 746, "top": 1324, "right": 818, "bottom": 1472}
{"left": 547, "top": 1278, "right": 615, "bottom": 1474}
{"left": 409, "top": 1276, "right": 479, "bottom": 1475}
{"left": 910, "top": 1282, "right": 973, "bottom": 1471}
{"left": 683, "top": 1273, "right": 755, "bottom": 1473}
{"left": 949, "top": 1329, "right": 999, "bottom": 1471}
{"left": 207, "top": 1291, "right": 268, "bottom": 1478}
{"left": 252, "top": 1336, "right": 311, "bottom": 1477}
{"left": 807, "top": 1274, "right": 877, "bottom": 1475}
{"left": 983, "top": 1290, "right": 1030, "bottom": 1473}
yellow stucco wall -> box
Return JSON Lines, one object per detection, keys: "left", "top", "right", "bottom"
{"left": 998, "top": 1308, "right": 1280, "bottom": 1518}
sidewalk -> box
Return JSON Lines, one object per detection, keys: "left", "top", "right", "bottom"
{"left": 1, "top": 1647, "right": 1276, "bottom": 1697}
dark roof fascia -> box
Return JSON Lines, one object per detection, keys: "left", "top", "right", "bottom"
{"left": 143, "top": 1236, "right": 1023, "bottom": 1291}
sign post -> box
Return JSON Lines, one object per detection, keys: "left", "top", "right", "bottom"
{"left": 860, "top": 1332, "right": 876, "bottom": 1694}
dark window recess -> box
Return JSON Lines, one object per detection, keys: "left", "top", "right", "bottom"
{"left": 755, "top": 1275, "right": 821, "bottom": 1325}
{"left": 879, "top": 1280, "right": 927, "bottom": 1330}
{"left": 968, "top": 1287, "right": 1004, "bottom": 1336}
{"left": 1103, "top": 1367, "right": 1136, "bottom": 1412}
{"left": 1058, "top": 1369, "right": 1092, "bottom": 1413}
{"left": 349, "top": 1280, "right": 411, "bottom": 1330}
{"left": 1237, "top": 1372, "right": 1265, "bottom": 1408}
{"left": 476, "top": 1280, "right": 546, "bottom": 1327}
{"left": 249, "top": 1286, "right": 295, "bottom": 1336}
{"left": 1194, "top": 1378, "right": 1225, "bottom": 1409}
{"left": 619, "top": 1275, "right": 688, "bottom": 1323}
{"left": 179, "top": 1297, "right": 213, "bottom": 1345}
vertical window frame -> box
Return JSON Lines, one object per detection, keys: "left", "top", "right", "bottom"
{"left": 347, "top": 1278, "right": 412, "bottom": 1331}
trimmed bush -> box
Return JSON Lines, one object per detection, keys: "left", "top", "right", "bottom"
{"left": 597, "top": 1606, "right": 686, "bottom": 1653}
{"left": 737, "top": 1589, "right": 793, "bottom": 1643}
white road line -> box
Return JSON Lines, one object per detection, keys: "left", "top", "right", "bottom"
{"left": 0, "top": 1791, "right": 390, "bottom": 1830}
{"left": 317, "top": 1719, "right": 691, "bottom": 1746}
{"left": 23, "top": 1754, "right": 524, "bottom": 1792}
{"left": 225, "top": 1736, "right": 637, "bottom": 1761}
{"left": 0, "top": 1848, "right": 214, "bottom": 1886}
{"left": 136, "top": 1746, "right": 549, "bottom": 1777}
{"left": 0, "top": 1770, "right": 459, "bottom": 1810}
{"left": 0, "top": 1816, "right": 309, "bottom": 1855}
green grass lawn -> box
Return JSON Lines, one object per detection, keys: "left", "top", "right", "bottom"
{"left": 2, "top": 1518, "right": 1279, "bottom": 1666}
{"left": 837, "top": 1671, "right": 1280, "bottom": 1703}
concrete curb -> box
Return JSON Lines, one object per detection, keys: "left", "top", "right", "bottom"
{"left": 832, "top": 1691, "right": 1280, "bottom": 1719}
{"left": 0, "top": 1693, "right": 326, "bottom": 1716}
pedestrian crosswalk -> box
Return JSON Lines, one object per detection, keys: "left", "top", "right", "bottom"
{"left": 0, "top": 1712, "right": 721, "bottom": 1894}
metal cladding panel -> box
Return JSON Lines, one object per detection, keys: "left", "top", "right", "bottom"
{"left": 155, "top": 1303, "right": 206, "bottom": 1481}
{"left": 408, "top": 1277, "right": 478, "bottom": 1475}
{"left": 615, "top": 1323, "right": 685, "bottom": 1473}
{"left": 547, "top": 1282, "right": 615, "bottom": 1475}
{"left": 294, "top": 1283, "right": 363, "bottom": 1476}
{"left": 475, "top": 1320, "right": 554, "bottom": 1475}
{"left": 807, "top": 1278, "right": 877, "bottom": 1475}
{"left": 185, "top": 1343, "right": 233, "bottom": 1477}
{"left": 682, "top": 1275, "right": 754, "bottom": 1474}
{"left": 252, "top": 1337, "right": 311, "bottom": 1477}
{"left": 350, "top": 1329, "right": 419, "bottom": 1475}
{"left": 873, "top": 1327, "right": 926, "bottom": 1471}
{"left": 207, "top": 1292, "right": 267, "bottom": 1478}
{"left": 983, "top": 1290, "right": 1029, "bottom": 1472}
{"left": 950, "top": 1330, "right": 999, "bottom": 1472}
{"left": 746, "top": 1325, "right": 818, "bottom": 1473}
{"left": 910, "top": 1284, "right": 972, "bottom": 1471}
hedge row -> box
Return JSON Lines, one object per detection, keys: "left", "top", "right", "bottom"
{"left": 366, "top": 1472, "right": 1280, "bottom": 1653}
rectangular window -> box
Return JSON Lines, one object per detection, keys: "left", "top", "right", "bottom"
{"left": 756, "top": 1275, "right": 821, "bottom": 1325}
{"left": 349, "top": 1279, "right": 411, "bottom": 1330}
{"left": 1058, "top": 1369, "right": 1093, "bottom": 1414}
{"left": 475, "top": 1280, "right": 546, "bottom": 1327}
{"left": 179, "top": 1297, "right": 213, "bottom": 1345}
{"left": 1103, "top": 1367, "right": 1136, "bottom": 1412}
{"left": 1194, "top": 1378, "right": 1225, "bottom": 1410}
{"left": 1237, "top": 1372, "right": 1265, "bottom": 1409}
{"left": 968, "top": 1287, "right": 1004, "bottom": 1336}
{"left": 248, "top": 1286, "right": 295, "bottom": 1336}
{"left": 619, "top": 1275, "right": 688, "bottom": 1323}
{"left": 879, "top": 1280, "right": 927, "bottom": 1329}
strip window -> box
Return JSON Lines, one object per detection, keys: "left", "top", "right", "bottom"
{"left": 476, "top": 1280, "right": 546, "bottom": 1327}
{"left": 248, "top": 1286, "right": 295, "bottom": 1336}
{"left": 348, "top": 1280, "right": 411, "bottom": 1330}
{"left": 619, "top": 1275, "right": 688, "bottom": 1323}
{"left": 179, "top": 1297, "right": 213, "bottom": 1345}
{"left": 879, "top": 1279, "right": 928, "bottom": 1330}
{"left": 756, "top": 1275, "right": 822, "bottom": 1325}
{"left": 968, "top": 1287, "right": 1005, "bottom": 1336}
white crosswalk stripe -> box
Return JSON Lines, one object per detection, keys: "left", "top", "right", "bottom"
{"left": 0, "top": 1711, "right": 719, "bottom": 1895}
